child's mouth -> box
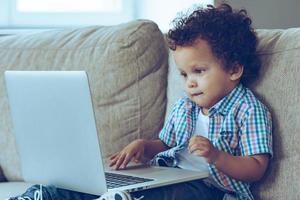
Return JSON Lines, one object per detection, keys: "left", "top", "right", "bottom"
{"left": 191, "top": 92, "right": 203, "bottom": 97}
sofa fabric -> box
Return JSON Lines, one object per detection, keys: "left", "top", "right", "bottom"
{"left": 0, "top": 20, "right": 168, "bottom": 181}
{"left": 166, "top": 28, "right": 300, "bottom": 199}
{"left": 0, "top": 182, "right": 34, "bottom": 199}
{"left": 251, "top": 29, "right": 300, "bottom": 200}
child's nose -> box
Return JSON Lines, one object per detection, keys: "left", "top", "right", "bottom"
{"left": 187, "top": 78, "right": 197, "bottom": 88}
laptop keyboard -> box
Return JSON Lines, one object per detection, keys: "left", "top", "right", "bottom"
{"left": 105, "top": 172, "right": 154, "bottom": 189}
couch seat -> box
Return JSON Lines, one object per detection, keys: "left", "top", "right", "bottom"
{"left": 0, "top": 182, "right": 34, "bottom": 200}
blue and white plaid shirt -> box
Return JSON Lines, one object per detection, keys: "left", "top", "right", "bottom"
{"left": 152, "top": 84, "right": 273, "bottom": 200}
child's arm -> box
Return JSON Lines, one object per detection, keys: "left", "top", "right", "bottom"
{"left": 109, "top": 97, "right": 187, "bottom": 170}
{"left": 109, "top": 139, "right": 169, "bottom": 170}
{"left": 189, "top": 135, "right": 269, "bottom": 182}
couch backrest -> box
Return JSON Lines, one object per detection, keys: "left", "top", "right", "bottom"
{"left": 0, "top": 20, "right": 168, "bottom": 181}
{"left": 251, "top": 28, "right": 300, "bottom": 200}
{"left": 166, "top": 28, "right": 300, "bottom": 199}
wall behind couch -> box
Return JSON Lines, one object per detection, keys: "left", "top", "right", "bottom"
{"left": 215, "top": 0, "right": 300, "bottom": 29}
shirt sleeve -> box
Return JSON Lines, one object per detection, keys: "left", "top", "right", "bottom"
{"left": 159, "top": 97, "right": 188, "bottom": 147}
{"left": 239, "top": 105, "right": 273, "bottom": 158}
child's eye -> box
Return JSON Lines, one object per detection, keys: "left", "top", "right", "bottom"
{"left": 180, "top": 72, "right": 187, "bottom": 78}
{"left": 194, "top": 68, "right": 205, "bottom": 73}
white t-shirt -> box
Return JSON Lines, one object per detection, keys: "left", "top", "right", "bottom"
{"left": 195, "top": 108, "right": 209, "bottom": 138}
{"left": 177, "top": 109, "right": 209, "bottom": 172}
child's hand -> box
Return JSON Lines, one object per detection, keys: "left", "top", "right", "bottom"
{"left": 109, "top": 139, "right": 146, "bottom": 170}
{"left": 188, "top": 135, "right": 220, "bottom": 164}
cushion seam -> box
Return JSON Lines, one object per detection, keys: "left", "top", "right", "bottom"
{"left": 258, "top": 46, "right": 300, "bottom": 55}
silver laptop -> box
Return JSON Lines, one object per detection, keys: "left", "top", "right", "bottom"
{"left": 4, "top": 71, "right": 208, "bottom": 195}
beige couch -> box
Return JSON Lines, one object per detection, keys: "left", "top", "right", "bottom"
{"left": 0, "top": 20, "right": 299, "bottom": 200}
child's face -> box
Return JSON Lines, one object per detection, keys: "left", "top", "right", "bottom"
{"left": 173, "top": 39, "right": 239, "bottom": 114}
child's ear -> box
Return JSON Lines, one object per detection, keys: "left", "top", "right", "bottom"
{"left": 230, "top": 63, "right": 244, "bottom": 81}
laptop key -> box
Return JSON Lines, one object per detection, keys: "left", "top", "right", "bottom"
{"left": 105, "top": 172, "right": 154, "bottom": 189}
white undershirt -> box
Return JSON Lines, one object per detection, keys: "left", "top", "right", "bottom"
{"left": 195, "top": 109, "right": 209, "bottom": 138}
{"left": 177, "top": 109, "right": 209, "bottom": 172}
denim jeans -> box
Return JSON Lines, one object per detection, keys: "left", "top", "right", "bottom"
{"left": 10, "top": 179, "right": 225, "bottom": 200}
{"left": 9, "top": 184, "right": 98, "bottom": 200}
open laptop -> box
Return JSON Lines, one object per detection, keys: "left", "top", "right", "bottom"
{"left": 4, "top": 71, "right": 209, "bottom": 195}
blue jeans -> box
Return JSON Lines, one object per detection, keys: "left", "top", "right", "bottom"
{"left": 10, "top": 179, "right": 225, "bottom": 200}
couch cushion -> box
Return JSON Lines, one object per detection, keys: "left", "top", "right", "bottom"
{"left": 0, "top": 182, "right": 34, "bottom": 199}
{"left": 0, "top": 20, "right": 168, "bottom": 181}
{"left": 166, "top": 28, "right": 300, "bottom": 199}
{"left": 251, "top": 28, "right": 300, "bottom": 200}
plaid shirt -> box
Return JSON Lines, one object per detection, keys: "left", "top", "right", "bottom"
{"left": 153, "top": 84, "right": 273, "bottom": 200}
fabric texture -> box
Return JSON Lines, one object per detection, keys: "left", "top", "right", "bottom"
{"left": 9, "top": 184, "right": 98, "bottom": 200}
{"left": 10, "top": 180, "right": 225, "bottom": 200}
{"left": 0, "top": 182, "right": 34, "bottom": 200}
{"left": 0, "top": 20, "right": 168, "bottom": 181}
{"left": 166, "top": 28, "right": 300, "bottom": 199}
{"left": 250, "top": 29, "right": 300, "bottom": 200}
{"left": 155, "top": 84, "right": 272, "bottom": 200}
{"left": 177, "top": 111, "right": 209, "bottom": 172}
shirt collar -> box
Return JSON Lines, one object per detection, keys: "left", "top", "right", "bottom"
{"left": 208, "top": 83, "right": 245, "bottom": 117}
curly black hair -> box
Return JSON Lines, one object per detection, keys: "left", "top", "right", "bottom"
{"left": 167, "top": 3, "right": 261, "bottom": 86}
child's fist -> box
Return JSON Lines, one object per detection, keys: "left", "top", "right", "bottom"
{"left": 188, "top": 135, "right": 219, "bottom": 164}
